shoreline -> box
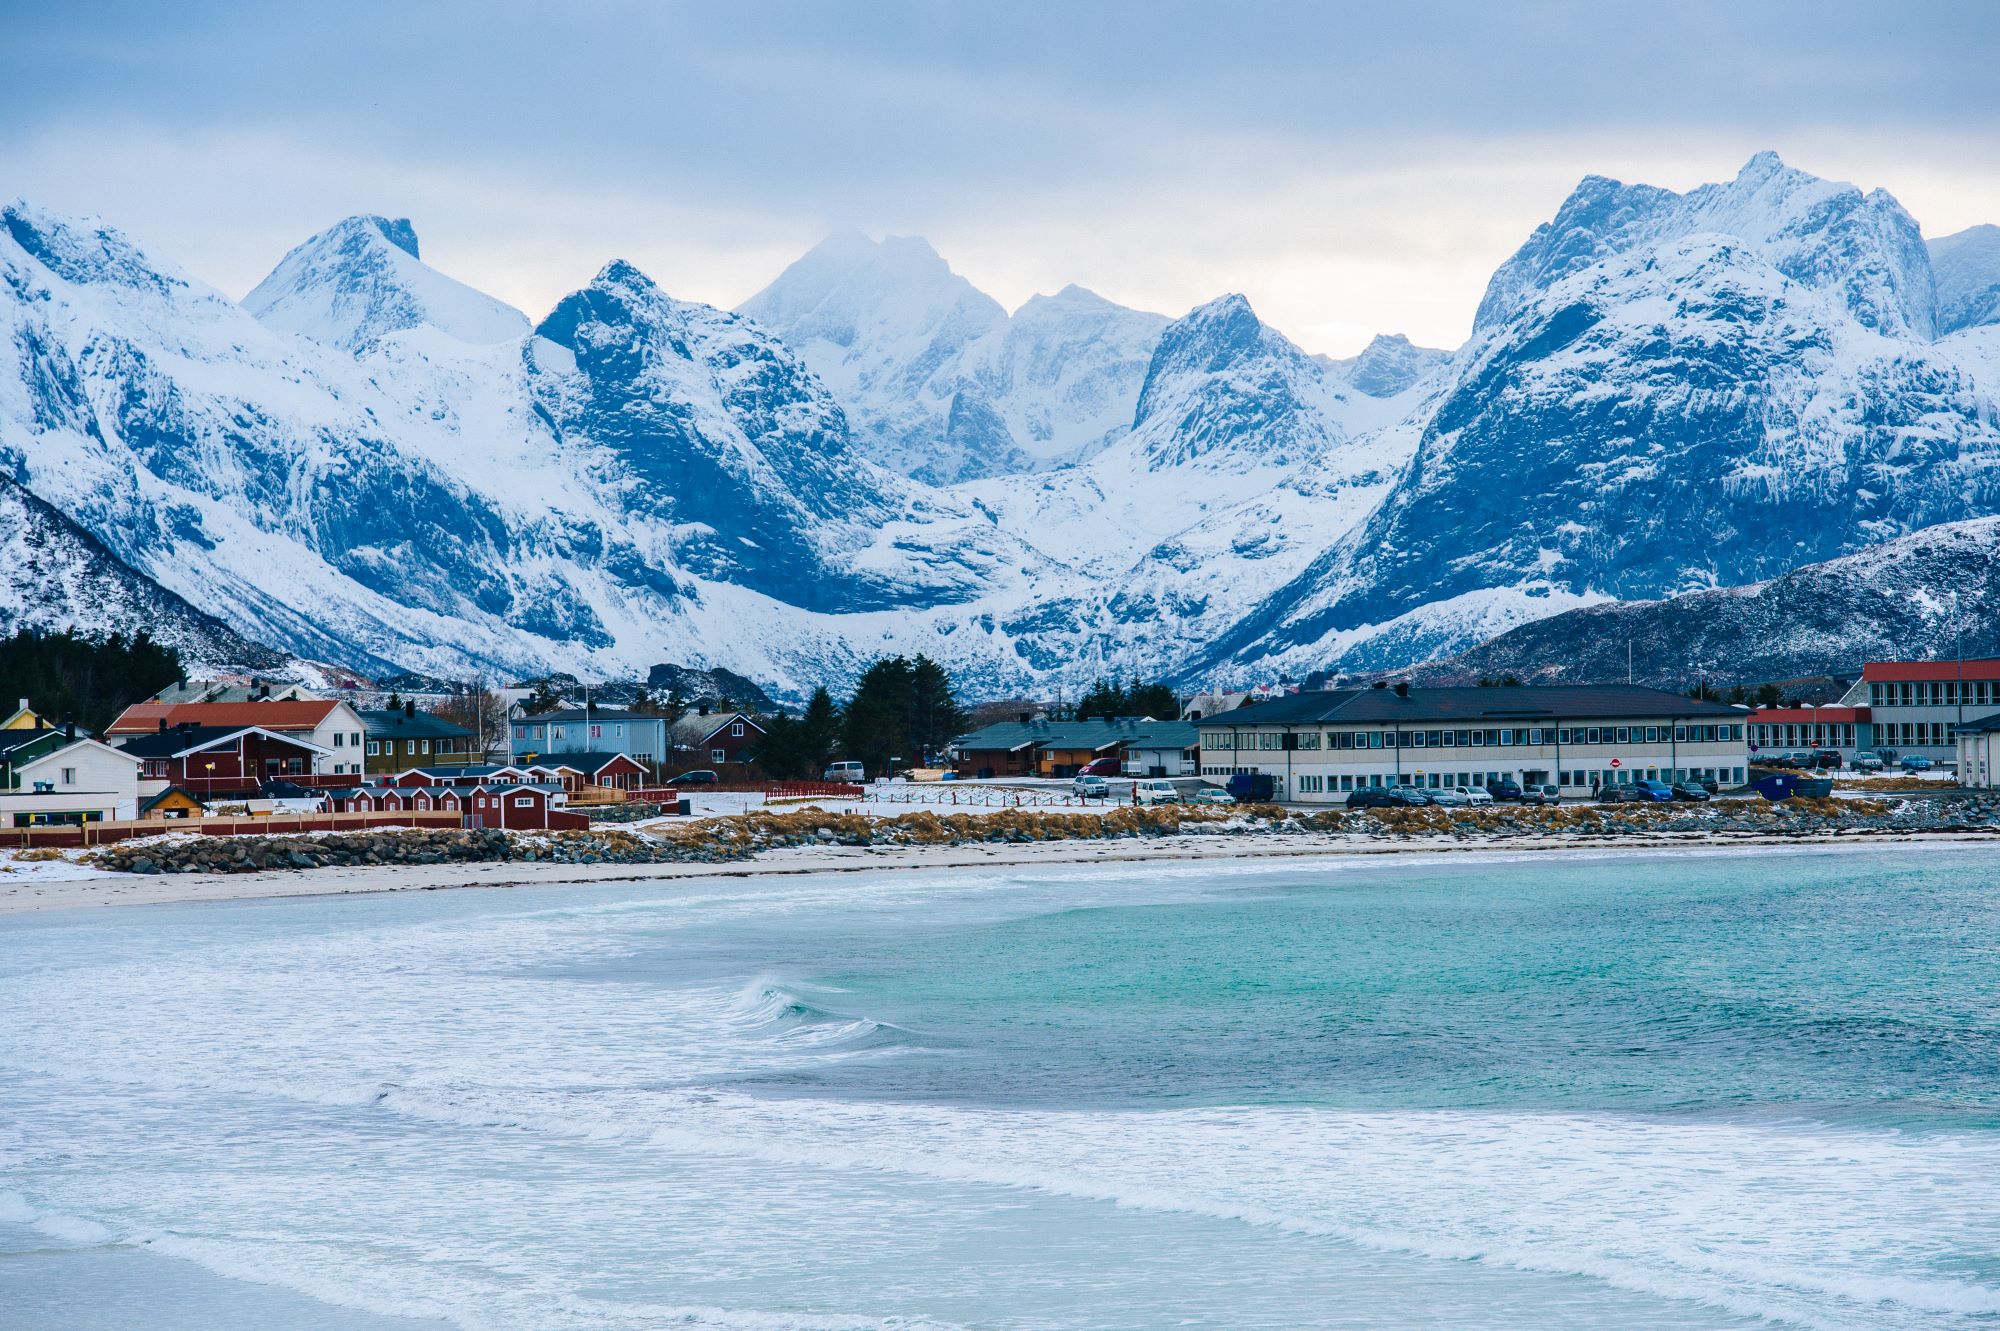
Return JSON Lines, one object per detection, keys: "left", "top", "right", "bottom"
{"left": 3, "top": 825, "right": 1996, "bottom": 916}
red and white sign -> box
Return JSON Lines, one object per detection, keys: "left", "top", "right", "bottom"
{"left": 1609, "top": 758, "right": 1623, "bottom": 769}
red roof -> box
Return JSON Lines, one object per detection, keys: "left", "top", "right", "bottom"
{"left": 1751, "top": 706, "right": 1869, "bottom": 723}
{"left": 1862, "top": 660, "right": 2000, "bottom": 682}
{"left": 107, "top": 700, "right": 342, "bottom": 734}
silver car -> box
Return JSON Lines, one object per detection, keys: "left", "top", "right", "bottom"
{"left": 1072, "top": 775, "right": 1111, "bottom": 799}
{"left": 1425, "top": 787, "right": 1470, "bottom": 807}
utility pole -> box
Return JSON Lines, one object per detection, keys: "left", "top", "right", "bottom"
{"left": 1627, "top": 639, "right": 1633, "bottom": 685}
{"left": 1955, "top": 590, "right": 1965, "bottom": 754}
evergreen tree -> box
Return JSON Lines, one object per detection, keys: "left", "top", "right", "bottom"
{"left": 1125, "top": 682, "right": 1181, "bottom": 719}
{"left": 0, "top": 628, "right": 183, "bottom": 733}
{"left": 800, "top": 687, "right": 841, "bottom": 772}
{"left": 906, "top": 654, "right": 967, "bottom": 759}
{"left": 842, "top": 657, "right": 914, "bottom": 777}
{"left": 754, "top": 711, "right": 808, "bottom": 779}
{"left": 385, "top": 690, "right": 404, "bottom": 713}
{"left": 1074, "top": 678, "right": 1126, "bottom": 720}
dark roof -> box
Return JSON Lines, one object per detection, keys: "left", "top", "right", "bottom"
{"left": 1191, "top": 685, "right": 1748, "bottom": 728}
{"left": 952, "top": 717, "right": 1192, "bottom": 753}
{"left": 1957, "top": 713, "right": 2000, "bottom": 734}
{"left": 523, "top": 751, "right": 646, "bottom": 773}
{"left": 139, "top": 787, "right": 208, "bottom": 812}
{"left": 360, "top": 709, "right": 474, "bottom": 739}
{"left": 519, "top": 708, "right": 660, "bottom": 724}
{"left": 0, "top": 729, "right": 74, "bottom": 760}
{"left": 115, "top": 725, "right": 252, "bottom": 758}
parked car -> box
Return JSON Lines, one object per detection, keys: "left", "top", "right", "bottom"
{"left": 1522, "top": 783, "right": 1561, "bottom": 805}
{"left": 1460, "top": 786, "right": 1495, "bottom": 805}
{"left": 1191, "top": 788, "right": 1237, "bottom": 806}
{"left": 1345, "top": 788, "right": 1398, "bottom": 809}
{"left": 1425, "top": 787, "right": 1470, "bottom": 807}
{"left": 1597, "top": 784, "right": 1641, "bottom": 802}
{"left": 1633, "top": 779, "right": 1677, "bottom": 801}
{"left": 1489, "top": 780, "right": 1526, "bottom": 802}
{"left": 1077, "top": 756, "right": 1123, "bottom": 778}
{"left": 1851, "top": 753, "right": 1885, "bottom": 773}
{"left": 823, "top": 761, "right": 865, "bottom": 782}
{"left": 1133, "top": 779, "right": 1181, "bottom": 806}
{"left": 1389, "top": 786, "right": 1435, "bottom": 806}
{"left": 1901, "top": 755, "right": 1935, "bottom": 772}
{"left": 1670, "top": 780, "right": 1713, "bottom": 802}
{"left": 1806, "top": 750, "right": 1844, "bottom": 770}
{"left": 1072, "top": 775, "right": 1111, "bottom": 800}
{"left": 669, "top": 769, "right": 718, "bottom": 786}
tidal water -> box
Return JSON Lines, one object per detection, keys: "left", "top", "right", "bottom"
{"left": 3, "top": 844, "right": 1997, "bottom": 1330}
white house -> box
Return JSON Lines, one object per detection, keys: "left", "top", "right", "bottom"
{"left": 3, "top": 738, "right": 142, "bottom": 824}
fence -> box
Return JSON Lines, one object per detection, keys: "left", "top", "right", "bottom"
{"left": 0, "top": 809, "right": 465, "bottom": 850}
{"left": 762, "top": 781, "right": 867, "bottom": 801}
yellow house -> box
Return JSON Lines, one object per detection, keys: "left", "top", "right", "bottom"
{"left": 2, "top": 699, "right": 49, "bottom": 731}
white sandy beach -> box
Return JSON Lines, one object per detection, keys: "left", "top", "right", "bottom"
{"left": 2, "top": 826, "right": 1992, "bottom": 915}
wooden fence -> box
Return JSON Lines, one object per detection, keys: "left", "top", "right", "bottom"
{"left": 0, "top": 809, "right": 465, "bottom": 850}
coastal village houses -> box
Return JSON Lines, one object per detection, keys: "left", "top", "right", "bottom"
{"left": 949, "top": 718, "right": 1199, "bottom": 779}
{"left": 1192, "top": 684, "right": 1749, "bottom": 802}
{"left": 361, "top": 706, "right": 478, "bottom": 776}
{"left": 510, "top": 706, "right": 668, "bottom": 767}
{"left": 107, "top": 699, "right": 370, "bottom": 777}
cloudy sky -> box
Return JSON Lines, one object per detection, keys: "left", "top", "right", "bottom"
{"left": 6, "top": 1, "right": 1996, "bottom": 354}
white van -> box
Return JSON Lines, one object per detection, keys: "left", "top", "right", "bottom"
{"left": 823, "top": 761, "right": 865, "bottom": 782}
{"left": 1132, "top": 779, "right": 1181, "bottom": 806}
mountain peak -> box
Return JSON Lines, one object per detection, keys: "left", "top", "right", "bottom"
{"left": 0, "top": 200, "right": 187, "bottom": 294}
{"left": 243, "top": 213, "right": 527, "bottom": 353}
{"left": 362, "top": 215, "right": 420, "bottom": 259}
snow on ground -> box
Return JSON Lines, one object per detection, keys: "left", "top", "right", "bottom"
{"left": 651, "top": 779, "right": 1132, "bottom": 822}
{"left": 0, "top": 849, "right": 119, "bottom": 881}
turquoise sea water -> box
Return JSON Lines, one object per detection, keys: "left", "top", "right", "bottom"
{"left": 2, "top": 844, "right": 1997, "bottom": 1330}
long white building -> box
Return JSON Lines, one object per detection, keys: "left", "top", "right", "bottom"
{"left": 1193, "top": 684, "right": 1750, "bottom": 802}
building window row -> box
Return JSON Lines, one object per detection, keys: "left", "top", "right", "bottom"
{"left": 1206, "top": 723, "right": 1740, "bottom": 752}
{"left": 1870, "top": 679, "right": 1999, "bottom": 707}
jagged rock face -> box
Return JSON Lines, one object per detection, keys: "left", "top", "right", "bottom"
{"left": 528, "top": 261, "right": 938, "bottom": 612}
{"left": 1932, "top": 225, "right": 2000, "bottom": 335}
{"left": 1320, "top": 334, "right": 1450, "bottom": 398}
{"left": 0, "top": 202, "right": 1052, "bottom": 690}
{"left": 0, "top": 475, "right": 285, "bottom": 670}
{"left": 739, "top": 234, "right": 1165, "bottom": 483}
{"left": 1474, "top": 152, "right": 1937, "bottom": 340}
{"left": 1201, "top": 154, "right": 2000, "bottom": 680}
{"left": 1414, "top": 516, "right": 2000, "bottom": 687}
{"left": 243, "top": 214, "right": 529, "bottom": 352}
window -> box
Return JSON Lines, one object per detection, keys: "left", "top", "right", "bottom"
{"left": 590, "top": 724, "right": 602, "bottom": 739}
{"left": 60, "top": 767, "right": 76, "bottom": 785}
{"left": 1410, "top": 731, "right": 1426, "bottom": 748}
{"left": 1297, "top": 732, "right": 1321, "bottom": 750}
{"left": 1528, "top": 728, "right": 1542, "bottom": 745}
{"left": 730, "top": 721, "right": 745, "bottom": 737}
{"left": 712, "top": 748, "right": 726, "bottom": 763}
{"left": 1616, "top": 727, "right": 1630, "bottom": 743}
{"left": 1368, "top": 732, "right": 1383, "bottom": 749}
{"left": 333, "top": 732, "right": 345, "bottom": 747}
{"left": 1259, "top": 733, "right": 1283, "bottom": 751}
{"left": 420, "top": 740, "right": 430, "bottom": 754}
{"left": 514, "top": 797, "right": 533, "bottom": 808}
{"left": 366, "top": 740, "right": 379, "bottom": 756}
{"left": 1498, "top": 729, "right": 1512, "bottom": 746}
{"left": 352, "top": 732, "right": 362, "bottom": 747}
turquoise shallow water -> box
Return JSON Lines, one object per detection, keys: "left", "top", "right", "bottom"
{"left": 2, "top": 844, "right": 1997, "bottom": 1329}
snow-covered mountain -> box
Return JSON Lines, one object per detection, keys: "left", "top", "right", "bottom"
{"left": 1931, "top": 225, "right": 2000, "bottom": 334}
{"left": 739, "top": 234, "right": 1167, "bottom": 484}
{"left": 0, "top": 201, "right": 1063, "bottom": 694}
{"left": 1318, "top": 333, "right": 1450, "bottom": 398}
{"left": 1412, "top": 515, "right": 2000, "bottom": 688}
{"left": 6, "top": 152, "right": 1998, "bottom": 698}
{"left": 1198, "top": 153, "right": 2000, "bottom": 681}
{"left": 0, "top": 475, "right": 284, "bottom": 670}
{"left": 243, "top": 214, "right": 529, "bottom": 351}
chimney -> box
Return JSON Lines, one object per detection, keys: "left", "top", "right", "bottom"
{"left": 158, "top": 717, "right": 169, "bottom": 733}
{"left": 16, "top": 697, "right": 25, "bottom": 713}
{"left": 63, "top": 721, "right": 75, "bottom": 742}
{"left": 1018, "top": 711, "right": 1031, "bottom": 724}
{"left": 1393, "top": 682, "right": 1410, "bottom": 698}
{"left": 1372, "top": 680, "right": 1388, "bottom": 690}
{"left": 404, "top": 700, "right": 416, "bottom": 719}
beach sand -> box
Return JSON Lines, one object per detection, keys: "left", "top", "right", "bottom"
{"left": 2, "top": 826, "right": 1991, "bottom": 915}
